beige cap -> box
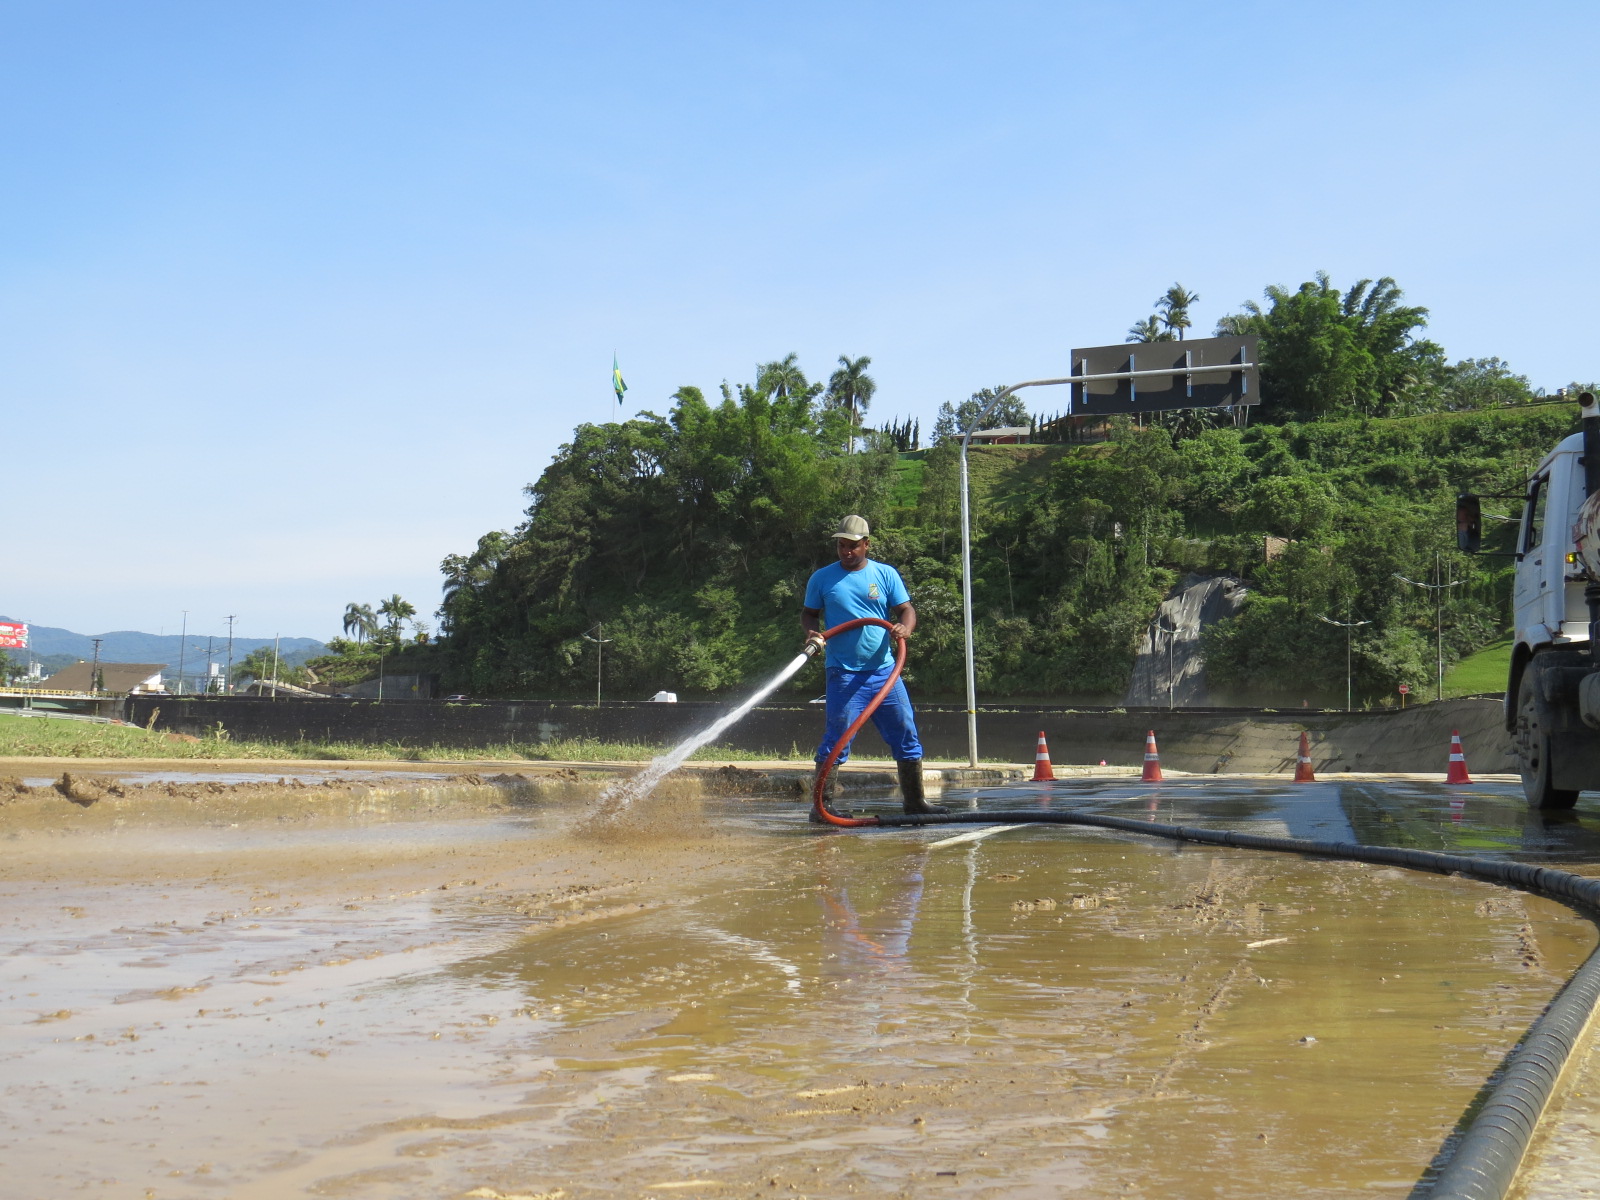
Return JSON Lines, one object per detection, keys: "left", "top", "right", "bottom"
{"left": 832, "top": 514, "right": 870, "bottom": 540}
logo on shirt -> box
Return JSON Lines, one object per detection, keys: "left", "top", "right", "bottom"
{"left": 868, "top": 582, "right": 880, "bottom": 600}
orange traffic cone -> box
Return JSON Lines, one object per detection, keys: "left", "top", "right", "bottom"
{"left": 1293, "top": 731, "right": 1316, "bottom": 782}
{"left": 1032, "top": 731, "right": 1055, "bottom": 782}
{"left": 1446, "top": 730, "right": 1473, "bottom": 784}
{"left": 1141, "top": 730, "right": 1163, "bottom": 782}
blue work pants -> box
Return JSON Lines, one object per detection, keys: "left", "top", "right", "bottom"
{"left": 815, "top": 663, "right": 924, "bottom": 766}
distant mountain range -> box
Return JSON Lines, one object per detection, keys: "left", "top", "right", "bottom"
{"left": 1, "top": 618, "right": 327, "bottom": 676}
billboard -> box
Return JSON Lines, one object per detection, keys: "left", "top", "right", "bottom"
{"left": 1070, "top": 334, "right": 1259, "bottom": 415}
{"left": 0, "top": 621, "right": 27, "bottom": 649}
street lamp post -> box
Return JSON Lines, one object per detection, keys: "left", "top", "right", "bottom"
{"left": 1318, "top": 614, "right": 1372, "bottom": 713}
{"left": 224, "top": 614, "right": 237, "bottom": 695}
{"left": 177, "top": 611, "right": 188, "bottom": 696}
{"left": 582, "top": 623, "right": 612, "bottom": 706}
{"left": 959, "top": 378, "right": 1072, "bottom": 765}
{"left": 956, "top": 350, "right": 1258, "bottom": 765}
{"left": 1393, "top": 553, "right": 1462, "bottom": 702}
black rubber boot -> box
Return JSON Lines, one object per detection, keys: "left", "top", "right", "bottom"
{"left": 809, "top": 765, "right": 849, "bottom": 823}
{"left": 898, "top": 758, "right": 947, "bottom": 815}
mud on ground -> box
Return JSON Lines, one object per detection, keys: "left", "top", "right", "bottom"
{"left": 1, "top": 768, "right": 1594, "bottom": 1198}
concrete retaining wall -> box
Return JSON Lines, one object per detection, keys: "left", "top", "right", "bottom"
{"left": 122, "top": 695, "right": 1513, "bottom": 776}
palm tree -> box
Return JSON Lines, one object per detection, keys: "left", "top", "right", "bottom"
{"left": 1157, "top": 283, "right": 1200, "bottom": 340}
{"left": 826, "top": 355, "right": 876, "bottom": 453}
{"left": 343, "top": 602, "right": 377, "bottom": 644}
{"left": 377, "top": 595, "right": 416, "bottom": 642}
{"left": 757, "top": 353, "right": 808, "bottom": 400}
{"left": 1168, "top": 405, "right": 1219, "bottom": 440}
{"left": 1126, "top": 316, "right": 1173, "bottom": 343}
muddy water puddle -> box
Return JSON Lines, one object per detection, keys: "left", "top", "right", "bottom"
{"left": 2, "top": 777, "right": 1597, "bottom": 1197}
{"left": 980, "top": 773, "right": 1600, "bottom": 865}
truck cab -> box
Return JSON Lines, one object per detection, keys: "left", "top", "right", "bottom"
{"left": 1512, "top": 433, "right": 1590, "bottom": 665}
{"left": 1472, "top": 393, "right": 1600, "bottom": 809}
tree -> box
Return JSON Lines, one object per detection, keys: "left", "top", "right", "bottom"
{"left": 931, "top": 387, "right": 1032, "bottom": 443}
{"left": 1437, "top": 358, "right": 1537, "bottom": 410}
{"left": 878, "top": 416, "right": 920, "bottom": 452}
{"left": 437, "top": 362, "right": 901, "bottom": 697}
{"left": 378, "top": 595, "right": 416, "bottom": 642}
{"left": 1126, "top": 315, "right": 1173, "bottom": 343}
{"left": 1162, "top": 405, "right": 1221, "bottom": 441}
{"left": 1214, "top": 272, "right": 1431, "bottom": 419}
{"left": 232, "top": 646, "right": 308, "bottom": 688}
{"left": 439, "top": 532, "right": 509, "bottom": 635}
{"left": 757, "top": 353, "right": 811, "bottom": 400}
{"left": 1157, "top": 283, "right": 1200, "bottom": 340}
{"left": 343, "top": 602, "right": 377, "bottom": 644}
{"left": 826, "top": 355, "right": 876, "bottom": 453}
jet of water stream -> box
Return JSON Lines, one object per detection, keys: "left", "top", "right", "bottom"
{"left": 596, "top": 650, "right": 814, "bottom": 814}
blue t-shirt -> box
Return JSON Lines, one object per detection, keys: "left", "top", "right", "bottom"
{"left": 803, "top": 559, "right": 911, "bottom": 671}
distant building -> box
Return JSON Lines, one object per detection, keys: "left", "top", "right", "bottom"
{"left": 39, "top": 662, "right": 167, "bottom": 695}
{"left": 966, "top": 425, "right": 1032, "bottom": 445}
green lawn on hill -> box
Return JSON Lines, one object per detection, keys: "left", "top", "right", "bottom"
{"left": 1443, "top": 638, "right": 1511, "bottom": 699}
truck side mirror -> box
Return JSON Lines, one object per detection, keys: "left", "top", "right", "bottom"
{"left": 1457, "top": 493, "right": 1483, "bottom": 553}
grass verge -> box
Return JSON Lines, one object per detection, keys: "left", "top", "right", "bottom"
{"left": 1444, "top": 638, "right": 1512, "bottom": 699}
{"left": 0, "top": 715, "right": 793, "bottom": 764}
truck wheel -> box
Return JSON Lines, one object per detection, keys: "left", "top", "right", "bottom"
{"left": 1515, "top": 667, "right": 1579, "bottom": 810}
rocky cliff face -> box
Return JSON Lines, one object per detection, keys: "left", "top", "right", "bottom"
{"left": 1124, "top": 574, "right": 1248, "bottom": 707}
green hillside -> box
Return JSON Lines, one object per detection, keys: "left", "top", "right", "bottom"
{"left": 428, "top": 274, "right": 1591, "bottom": 704}
{"left": 434, "top": 391, "right": 1572, "bottom": 705}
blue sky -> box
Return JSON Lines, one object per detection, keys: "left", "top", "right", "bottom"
{"left": 8, "top": 1, "right": 1597, "bottom": 644}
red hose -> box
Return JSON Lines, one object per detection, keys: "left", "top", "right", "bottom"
{"left": 810, "top": 617, "right": 904, "bottom": 828}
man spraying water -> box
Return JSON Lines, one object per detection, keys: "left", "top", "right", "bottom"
{"left": 801, "top": 515, "right": 947, "bottom": 821}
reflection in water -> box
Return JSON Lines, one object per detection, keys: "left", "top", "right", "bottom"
{"left": 1516, "top": 807, "right": 1600, "bottom": 862}
{"left": 815, "top": 841, "right": 926, "bottom": 978}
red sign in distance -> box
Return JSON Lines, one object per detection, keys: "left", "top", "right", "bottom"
{"left": 1398, "top": 684, "right": 1410, "bottom": 694}
{"left": 0, "top": 622, "right": 26, "bottom": 649}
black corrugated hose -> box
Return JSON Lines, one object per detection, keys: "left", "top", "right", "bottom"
{"left": 857, "top": 806, "right": 1600, "bottom": 1200}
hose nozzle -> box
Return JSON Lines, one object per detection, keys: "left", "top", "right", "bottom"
{"left": 801, "top": 634, "right": 826, "bottom": 659}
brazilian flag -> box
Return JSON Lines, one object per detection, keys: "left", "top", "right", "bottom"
{"left": 612, "top": 354, "right": 627, "bottom": 405}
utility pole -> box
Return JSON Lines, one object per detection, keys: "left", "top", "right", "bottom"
{"left": 1318, "top": 614, "right": 1372, "bottom": 713}
{"left": 177, "top": 611, "right": 188, "bottom": 696}
{"left": 1393, "top": 554, "right": 1462, "bottom": 703}
{"left": 1156, "top": 617, "right": 1178, "bottom": 710}
{"left": 271, "top": 633, "right": 280, "bottom": 700}
{"left": 582, "top": 622, "right": 613, "bottom": 706}
{"left": 224, "top": 615, "right": 237, "bottom": 695}
{"left": 205, "top": 637, "right": 215, "bottom": 693}
{"left": 89, "top": 638, "right": 103, "bottom": 695}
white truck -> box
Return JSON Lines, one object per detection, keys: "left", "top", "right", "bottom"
{"left": 1460, "top": 390, "right": 1600, "bottom": 808}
